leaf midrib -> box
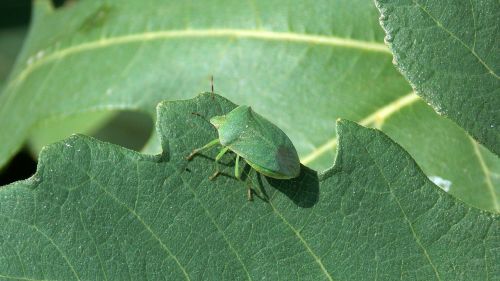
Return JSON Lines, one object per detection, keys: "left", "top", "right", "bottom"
{"left": 4, "top": 28, "right": 389, "bottom": 93}
{"left": 470, "top": 137, "right": 499, "bottom": 212}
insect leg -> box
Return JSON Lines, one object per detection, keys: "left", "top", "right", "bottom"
{"left": 246, "top": 168, "right": 255, "bottom": 201}
{"left": 234, "top": 154, "right": 242, "bottom": 180}
{"left": 186, "top": 138, "right": 219, "bottom": 160}
{"left": 209, "top": 146, "right": 230, "bottom": 180}
{"left": 247, "top": 185, "right": 253, "bottom": 201}
{"left": 210, "top": 75, "right": 214, "bottom": 99}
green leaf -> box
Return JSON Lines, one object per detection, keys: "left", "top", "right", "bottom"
{"left": 0, "top": 94, "right": 498, "bottom": 280}
{"left": 27, "top": 110, "right": 154, "bottom": 157}
{"left": 375, "top": 0, "right": 500, "bottom": 155}
{"left": 1, "top": 1, "right": 498, "bottom": 211}
{"left": 0, "top": 0, "right": 395, "bottom": 166}
{"left": 0, "top": 27, "right": 26, "bottom": 88}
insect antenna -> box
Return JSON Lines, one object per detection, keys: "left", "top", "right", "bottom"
{"left": 210, "top": 75, "right": 214, "bottom": 100}
{"left": 191, "top": 112, "right": 215, "bottom": 128}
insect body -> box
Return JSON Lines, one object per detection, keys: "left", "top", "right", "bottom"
{"left": 187, "top": 105, "right": 300, "bottom": 200}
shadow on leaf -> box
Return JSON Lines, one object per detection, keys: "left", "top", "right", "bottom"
{"left": 264, "top": 165, "right": 319, "bottom": 208}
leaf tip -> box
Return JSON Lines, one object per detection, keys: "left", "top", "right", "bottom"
{"left": 33, "top": 0, "right": 54, "bottom": 22}
{"left": 335, "top": 118, "right": 360, "bottom": 134}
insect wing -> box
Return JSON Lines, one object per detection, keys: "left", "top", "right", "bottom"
{"left": 219, "top": 106, "right": 300, "bottom": 179}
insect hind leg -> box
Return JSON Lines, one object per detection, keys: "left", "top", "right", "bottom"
{"left": 245, "top": 168, "right": 256, "bottom": 201}
{"left": 233, "top": 155, "right": 254, "bottom": 201}
{"left": 241, "top": 164, "right": 269, "bottom": 202}
{"left": 209, "top": 146, "right": 230, "bottom": 180}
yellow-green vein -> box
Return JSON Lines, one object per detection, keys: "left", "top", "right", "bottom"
{"left": 181, "top": 176, "right": 253, "bottom": 280}
{"left": 351, "top": 126, "right": 442, "bottom": 280}
{"left": 78, "top": 212, "right": 109, "bottom": 281}
{"left": 302, "top": 92, "right": 419, "bottom": 165}
{"left": 0, "top": 214, "right": 81, "bottom": 281}
{"left": 62, "top": 151, "right": 192, "bottom": 281}
{"left": 269, "top": 202, "right": 334, "bottom": 281}
{"left": 6, "top": 28, "right": 390, "bottom": 91}
{"left": 412, "top": 0, "right": 499, "bottom": 79}
{"left": 470, "top": 137, "right": 499, "bottom": 212}
{"left": 94, "top": 184, "right": 191, "bottom": 280}
{"left": 0, "top": 274, "right": 53, "bottom": 281}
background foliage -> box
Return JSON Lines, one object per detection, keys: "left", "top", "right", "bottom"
{"left": 1, "top": 0, "right": 498, "bottom": 212}
{"left": 0, "top": 93, "right": 497, "bottom": 280}
{"left": 0, "top": 0, "right": 498, "bottom": 279}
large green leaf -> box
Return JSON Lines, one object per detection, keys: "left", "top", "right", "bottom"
{"left": 0, "top": 0, "right": 498, "bottom": 212}
{"left": 0, "top": 27, "right": 26, "bottom": 88}
{"left": 1, "top": 94, "right": 497, "bottom": 280}
{"left": 375, "top": 0, "right": 500, "bottom": 154}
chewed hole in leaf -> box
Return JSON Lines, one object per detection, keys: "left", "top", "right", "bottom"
{"left": 0, "top": 148, "right": 36, "bottom": 186}
{"left": 92, "top": 110, "right": 154, "bottom": 152}
{"left": 1, "top": 109, "right": 155, "bottom": 185}
{"left": 28, "top": 109, "right": 154, "bottom": 164}
{"left": 51, "top": 0, "right": 66, "bottom": 9}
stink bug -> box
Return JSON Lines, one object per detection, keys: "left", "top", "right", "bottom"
{"left": 187, "top": 103, "right": 301, "bottom": 200}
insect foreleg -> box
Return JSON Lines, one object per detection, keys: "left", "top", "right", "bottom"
{"left": 186, "top": 138, "right": 220, "bottom": 160}
{"left": 209, "top": 146, "right": 230, "bottom": 180}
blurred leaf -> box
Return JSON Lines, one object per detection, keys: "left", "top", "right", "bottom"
{"left": 381, "top": 101, "right": 500, "bottom": 212}
{"left": 1, "top": 94, "right": 497, "bottom": 280}
{"left": 0, "top": 0, "right": 498, "bottom": 211}
{"left": 0, "top": 27, "right": 26, "bottom": 87}
{"left": 375, "top": 0, "right": 500, "bottom": 154}
{"left": 28, "top": 110, "right": 153, "bottom": 156}
{"left": 27, "top": 110, "right": 113, "bottom": 154}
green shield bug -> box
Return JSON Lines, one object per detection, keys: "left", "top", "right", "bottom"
{"left": 186, "top": 96, "right": 300, "bottom": 201}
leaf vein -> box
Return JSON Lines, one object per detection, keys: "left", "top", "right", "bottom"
{"left": 0, "top": 215, "right": 81, "bottom": 281}
{"left": 0, "top": 274, "right": 55, "bottom": 281}
{"left": 469, "top": 137, "right": 499, "bottom": 212}
{"left": 93, "top": 180, "right": 191, "bottom": 280}
{"left": 349, "top": 126, "right": 442, "bottom": 280}
{"left": 78, "top": 211, "right": 109, "bottom": 281}
{"left": 180, "top": 176, "right": 254, "bottom": 280}
{"left": 268, "top": 202, "right": 335, "bottom": 281}
{"left": 5, "top": 29, "right": 389, "bottom": 92}
{"left": 59, "top": 144, "right": 192, "bottom": 280}
{"left": 301, "top": 92, "right": 419, "bottom": 165}
{"left": 412, "top": 0, "right": 499, "bottom": 79}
